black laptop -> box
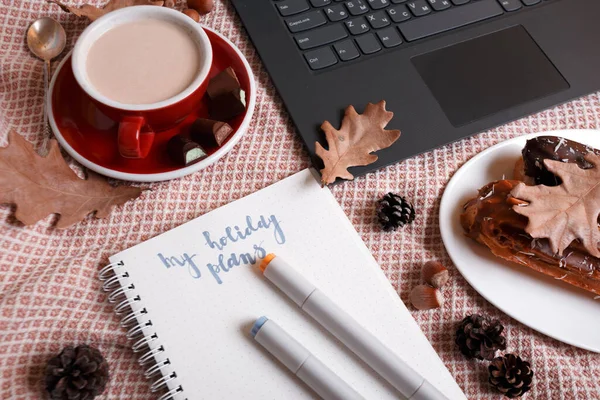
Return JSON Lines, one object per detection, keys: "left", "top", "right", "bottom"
{"left": 231, "top": 0, "right": 600, "bottom": 178}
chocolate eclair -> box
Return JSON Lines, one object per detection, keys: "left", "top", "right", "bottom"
{"left": 461, "top": 180, "right": 600, "bottom": 295}
{"left": 514, "top": 136, "right": 600, "bottom": 185}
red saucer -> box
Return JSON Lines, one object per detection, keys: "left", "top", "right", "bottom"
{"left": 48, "top": 27, "right": 255, "bottom": 182}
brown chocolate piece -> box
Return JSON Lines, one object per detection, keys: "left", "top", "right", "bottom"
{"left": 209, "top": 91, "right": 246, "bottom": 121}
{"left": 521, "top": 136, "right": 600, "bottom": 186}
{"left": 190, "top": 118, "right": 233, "bottom": 147}
{"left": 461, "top": 180, "right": 600, "bottom": 295}
{"left": 207, "top": 67, "right": 240, "bottom": 99}
{"left": 207, "top": 67, "right": 246, "bottom": 121}
{"left": 167, "top": 135, "right": 206, "bottom": 166}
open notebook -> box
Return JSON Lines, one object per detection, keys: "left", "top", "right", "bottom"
{"left": 101, "top": 169, "right": 465, "bottom": 399}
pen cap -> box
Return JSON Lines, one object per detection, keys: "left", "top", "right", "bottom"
{"left": 262, "top": 256, "right": 316, "bottom": 306}
{"left": 253, "top": 318, "right": 310, "bottom": 372}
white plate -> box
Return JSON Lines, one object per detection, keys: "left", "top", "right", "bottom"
{"left": 440, "top": 130, "right": 600, "bottom": 352}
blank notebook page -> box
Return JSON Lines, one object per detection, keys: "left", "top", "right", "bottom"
{"left": 109, "top": 169, "right": 466, "bottom": 399}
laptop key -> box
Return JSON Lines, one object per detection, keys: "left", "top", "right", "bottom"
{"left": 406, "top": 0, "right": 432, "bottom": 16}
{"left": 522, "top": 0, "right": 540, "bottom": 4}
{"left": 324, "top": 4, "right": 349, "bottom": 20}
{"left": 428, "top": 0, "right": 451, "bottom": 11}
{"left": 304, "top": 47, "right": 338, "bottom": 70}
{"left": 368, "top": 0, "right": 391, "bottom": 9}
{"left": 286, "top": 11, "right": 327, "bottom": 32}
{"left": 334, "top": 40, "right": 361, "bottom": 60}
{"left": 376, "top": 27, "right": 403, "bottom": 47}
{"left": 345, "top": 0, "right": 369, "bottom": 15}
{"left": 345, "top": 17, "right": 370, "bottom": 34}
{"left": 277, "top": 0, "right": 310, "bottom": 16}
{"left": 388, "top": 5, "right": 411, "bottom": 22}
{"left": 366, "top": 11, "right": 391, "bottom": 28}
{"left": 310, "top": 0, "right": 331, "bottom": 6}
{"left": 398, "top": 0, "right": 503, "bottom": 41}
{"left": 391, "top": 0, "right": 407, "bottom": 3}
{"left": 451, "top": 0, "right": 469, "bottom": 4}
{"left": 295, "top": 24, "right": 348, "bottom": 49}
{"left": 498, "top": 0, "right": 522, "bottom": 11}
{"left": 355, "top": 33, "right": 382, "bottom": 54}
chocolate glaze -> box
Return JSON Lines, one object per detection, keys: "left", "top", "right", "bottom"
{"left": 522, "top": 136, "right": 600, "bottom": 186}
{"left": 461, "top": 180, "right": 600, "bottom": 280}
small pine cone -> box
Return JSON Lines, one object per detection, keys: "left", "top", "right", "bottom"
{"left": 489, "top": 354, "right": 534, "bottom": 398}
{"left": 376, "top": 192, "right": 415, "bottom": 231}
{"left": 45, "top": 345, "right": 109, "bottom": 400}
{"left": 455, "top": 314, "right": 506, "bottom": 360}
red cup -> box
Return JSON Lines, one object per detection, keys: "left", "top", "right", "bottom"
{"left": 72, "top": 6, "right": 213, "bottom": 159}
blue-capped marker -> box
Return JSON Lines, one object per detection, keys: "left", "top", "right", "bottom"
{"left": 251, "top": 316, "right": 364, "bottom": 400}
{"left": 250, "top": 316, "right": 269, "bottom": 338}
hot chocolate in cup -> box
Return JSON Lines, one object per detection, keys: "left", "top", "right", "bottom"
{"left": 72, "top": 6, "right": 213, "bottom": 159}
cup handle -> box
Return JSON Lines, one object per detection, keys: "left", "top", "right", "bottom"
{"left": 118, "top": 116, "right": 155, "bottom": 159}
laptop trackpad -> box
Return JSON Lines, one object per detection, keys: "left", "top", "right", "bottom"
{"left": 412, "top": 26, "right": 569, "bottom": 127}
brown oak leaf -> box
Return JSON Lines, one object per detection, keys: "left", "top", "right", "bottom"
{"left": 48, "top": 0, "right": 164, "bottom": 21}
{"left": 315, "top": 101, "right": 400, "bottom": 185}
{"left": 511, "top": 153, "right": 600, "bottom": 257}
{"left": 0, "top": 130, "right": 142, "bottom": 228}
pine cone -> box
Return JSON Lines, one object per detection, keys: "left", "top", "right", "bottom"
{"left": 489, "top": 354, "right": 534, "bottom": 398}
{"left": 376, "top": 192, "right": 415, "bottom": 231}
{"left": 455, "top": 314, "right": 506, "bottom": 360}
{"left": 45, "top": 345, "right": 109, "bottom": 400}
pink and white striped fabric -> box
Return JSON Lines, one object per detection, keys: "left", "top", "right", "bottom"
{"left": 1, "top": 0, "right": 599, "bottom": 398}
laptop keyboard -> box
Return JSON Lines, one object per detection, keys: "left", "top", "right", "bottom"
{"left": 274, "top": 0, "right": 549, "bottom": 70}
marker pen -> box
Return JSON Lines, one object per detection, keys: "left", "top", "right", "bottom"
{"left": 251, "top": 316, "right": 364, "bottom": 400}
{"left": 259, "top": 254, "right": 449, "bottom": 400}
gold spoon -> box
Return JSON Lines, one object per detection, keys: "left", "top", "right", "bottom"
{"left": 27, "top": 17, "right": 66, "bottom": 145}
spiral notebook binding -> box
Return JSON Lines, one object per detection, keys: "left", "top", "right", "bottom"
{"left": 100, "top": 261, "right": 186, "bottom": 400}
{"left": 121, "top": 308, "right": 148, "bottom": 328}
{"left": 108, "top": 284, "right": 135, "bottom": 303}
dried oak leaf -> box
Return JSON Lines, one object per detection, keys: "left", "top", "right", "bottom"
{"left": 48, "top": 0, "right": 164, "bottom": 21}
{"left": 511, "top": 153, "right": 600, "bottom": 257}
{"left": 0, "top": 130, "right": 142, "bottom": 229}
{"left": 315, "top": 101, "right": 400, "bottom": 185}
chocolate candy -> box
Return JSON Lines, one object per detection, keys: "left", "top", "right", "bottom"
{"left": 190, "top": 118, "right": 233, "bottom": 147}
{"left": 167, "top": 135, "right": 206, "bottom": 166}
{"left": 207, "top": 67, "right": 241, "bottom": 98}
{"left": 207, "top": 67, "right": 246, "bottom": 121}
{"left": 209, "top": 92, "right": 246, "bottom": 121}
{"left": 522, "top": 136, "right": 600, "bottom": 186}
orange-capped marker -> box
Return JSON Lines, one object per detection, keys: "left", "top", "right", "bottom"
{"left": 259, "top": 253, "right": 276, "bottom": 272}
